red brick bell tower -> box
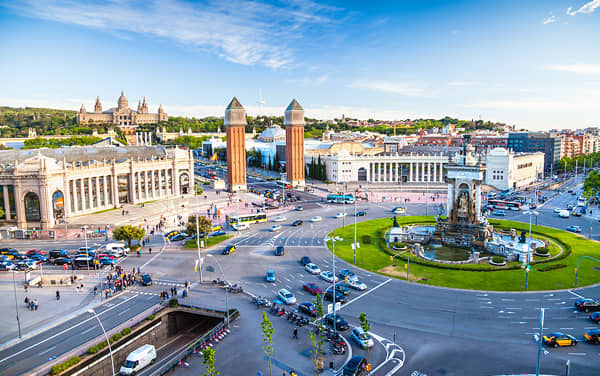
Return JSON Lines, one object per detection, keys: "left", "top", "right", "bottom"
{"left": 225, "top": 97, "right": 247, "bottom": 192}
{"left": 284, "top": 99, "right": 305, "bottom": 188}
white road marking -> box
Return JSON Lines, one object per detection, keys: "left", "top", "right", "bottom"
{"left": 501, "top": 298, "right": 516, "bottom": 302}
{"left": 559, "top": 327, "right": 574, "bottom": 330}
{"left": 337, "top": 279, "right": 392, "bottom": 309}
{"left": 506, "top": 307, "right": 522, "bottom": 310}
{"left": 567, "top": 290, "right": 585, "bottom": 299}
{"left": 80, "top": 327, "right": 96, "bottom": 335}
{"left": 568, "top": 353, "right": 586, "bottom": 356}
{"left": 39, "top": 345, "right": 56, "bottom": 355}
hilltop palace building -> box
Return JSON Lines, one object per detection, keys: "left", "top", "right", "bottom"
{"left": 77, "top": 91, "right": 167, "bottom": 127}
{"left": 0, "top": 146, "right": 193, "bottom": 230}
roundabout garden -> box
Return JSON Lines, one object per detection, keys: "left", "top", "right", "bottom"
{"left": 327, "top": 215, "right": 600, "bottom": 291}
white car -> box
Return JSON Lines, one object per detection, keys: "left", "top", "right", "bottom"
{"left": 319, "top": 271, "right": 338, "bottom": 283}
{"left": 232, "top": 222, "right": 249, "bottom": 231}
{"left": 347, "top": 279, "right": 367, "bottom": 291}
{"left": 278, "top": 288, "right": 296, "bottom": 305}
{"left": 553, "top": 208, "right": 561, "bottom": 213}
{"left": 335, "top": 212, "right": 347, "bottom": 218}
{"left": 271, "top": 225, "right": 282, "bottom": 232}
{"left": 305, "top": 263, "right": 321, "bottom": 275}
{"left": 272, "top": 216, "right": 286, "bottom": 222}
{"left": 311, "top": 216, "right": 322, "bottom": 222}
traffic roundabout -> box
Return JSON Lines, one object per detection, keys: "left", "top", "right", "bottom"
{"left": 327, "top": 215, "right": 600, "bottom": 291}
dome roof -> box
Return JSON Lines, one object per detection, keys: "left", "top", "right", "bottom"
{"left": 489, "top": 147, "right": 509, "bottom": 156}
{"left": 260, "top": 125, "right": 285, "bottom": 139}
{"left": 118, "top": 90, "right": 128, "bottom": 109}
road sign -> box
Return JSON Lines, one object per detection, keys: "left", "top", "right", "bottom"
{"left": 327, "top": 304, "right": 332, "bottom": 314}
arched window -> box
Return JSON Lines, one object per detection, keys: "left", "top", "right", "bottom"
{"left": 180, "top": 173, "right": 190, "bottom": 195}
{"left": 24, "top": 192, "right": 41, "bottom": 222}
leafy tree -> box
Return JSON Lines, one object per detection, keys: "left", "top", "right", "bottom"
{"left": 202, "top": 347, "right": 219, "bottom": 376}
{"left": 308, "top": 294, "right": 326, "bottom": 375}
{"left": 584, "top": 170, "right": 600, "bottom": 199}
{"left": 112, "top": 225, "right": 146, "bottom": 247}
{"left": 186, "top": 215, "right": 212, "bottom": 237}
{"left": 260, "top": 311, "right": 274, "bottom": 376}
{"left": 359, "top": 312, "right": 372, "bottom": 373}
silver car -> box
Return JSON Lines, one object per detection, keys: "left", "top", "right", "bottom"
{"left": 351, "top": 327, "right": 374, "bottom": 349}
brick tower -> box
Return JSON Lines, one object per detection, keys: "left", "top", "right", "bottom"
{"left": 225, "top": 97, "right": 247, "bottom": 192}
{"left": 284, "top": 99, "right": 305, "bottom": 188}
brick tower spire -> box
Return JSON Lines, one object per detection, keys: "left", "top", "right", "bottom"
{"left": 225, "top": 97, "right": 247, "bottom": 192}
{"left": 284, "top": 99, "right": 305, "bottom": 188}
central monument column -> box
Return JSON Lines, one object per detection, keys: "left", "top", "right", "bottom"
{"left": 284, "top": 99, "right": 305, "bottom": 188}
{"left": 225, "top": 97, "right": 247, "bottom": 192}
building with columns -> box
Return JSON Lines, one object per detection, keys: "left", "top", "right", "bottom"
{"left": 0, "top": 146, "right": 193, "bottom": 230}
{"left": 225, "top": 97, "right": 247, "bottom": 192}
{"left": 284, "top": 99, "right": 305, "bottom": 188}
{"left": 318, "top": 148, "right": 452, "bottom": 184}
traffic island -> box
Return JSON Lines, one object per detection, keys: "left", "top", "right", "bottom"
{"left": 327, "top": 216, "right": 600, "bottom": 291}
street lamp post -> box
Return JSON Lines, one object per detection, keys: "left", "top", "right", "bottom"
{"left": 87, "top": 309, "right": 115, "bottom": 376}
{"left": 353, "top": 199, "right": 358, "bottom": 264}
{"left": 82, "top": 225, "right": 90, "bottom": 274}
{"left": 325, "top": 236, "right": 342, "bottom": 337}
{"left": 12, "top": 271, "right": 21, "bottom": 339}
{"left": 207, "top": 254, "right": 230, "bottom": 328}
{"left": 535, "top": 308, "right": 545, "bottom": 376}
{"left": 194, "top": 188, "right": 203, "bottom": 284}
{"left": 523, "top": 209, "right": 538, "bottom": 289}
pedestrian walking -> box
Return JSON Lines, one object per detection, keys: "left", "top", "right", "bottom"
{"left": 29, "top": 300, "right": 34, "bottom": 310}
{"left": 34, "top": 299, "right": 38, "bottom": 311}
{"left": 293, "top": 327, "right": 298, "bottom": 339}
{"left": 56, "top": 290, "right": 60, "bottom": 300}
{"left": 24, "top": 296, "right": 29, "bottom": 307}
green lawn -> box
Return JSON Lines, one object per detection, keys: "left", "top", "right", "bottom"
{"left": 184, "top": 234, "right": 233, "bottom": 250}
{"left": 327, "top": 216, "right": 600, "bottom": 291}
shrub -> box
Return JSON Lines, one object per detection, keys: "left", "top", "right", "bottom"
{"left": 145, "top": 314, "right": 155, "bottom": 321}
{"left": 535, "top": 247, "right": 549, "bottom": 255}
{"left": 168, "top": 298, "right": 179, "bottom": 307}
{"left": 111, "top": 333, "right": 122, "bottom": 342}
{"left": 121, "top": 327, "right": 132, "bottom": 335}
{"left": 87, "top": 345, "right": 99, "bottom": 354}
{"left": 491, "top": 256, "right": 504, "bottom": 264}
{"left": 362, "top": 235, "right": 372, "bottom": 244}
{"left": 50, "top": 356, "right": 81, "bottom": 375}
{"left": 538, "top": 264, "right": 567, "bottom": 272}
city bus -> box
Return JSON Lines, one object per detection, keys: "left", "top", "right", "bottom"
{"left": 326, "top": 194, "right": 355, "bottom": 204}
{"left": 226, "top": 213, "right": 268, "bottom": 225}
{"left": 276, "top": 181, "right": 292, "bottom": 189}
{"left": 487, "top": 200, "right": 522, "bottom": 211}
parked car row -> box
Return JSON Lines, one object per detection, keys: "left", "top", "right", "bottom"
{"left": 543, "top": 299, "right": 600, "bottom": 348}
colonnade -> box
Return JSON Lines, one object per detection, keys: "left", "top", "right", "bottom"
{"left": 368, "top": 161, "right": 446, "bottom": 183}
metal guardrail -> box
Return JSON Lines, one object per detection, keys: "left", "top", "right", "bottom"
{"left": 151, "top": 307, "right": 240, "bottom": 376}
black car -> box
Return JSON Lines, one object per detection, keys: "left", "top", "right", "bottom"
{"left": 222, "top": 245, "right": 236, "bottom": 255}
{"left": 275, "top": 246, "right": 285, "bottom": 256}
{"left": 356, "top": 211, "right": 367, "bottom": 217}
{"left": 298, "top": 302, "right": 318, "bottom": 317}
{"left": 325, "top": 313, "right": 349, "bottom": 331}
{"left": 324, "top": 288, "right": 346, "bottom": 303}
{"left": 292, "top": 220, "right": 303, "bottom": 227}
{"left": 300, "top": 256, "right": 311, "bottom": 266}
{"left": 169, "top": 233, "right": 187, "bottom": 241}
{"left": 49, "top": 249, "right": 69, "bottom": 259}
{"left": 15, "top": 262, "right": 31, "bottom": 271}
{"left": 575, "top": 298, "right": 600, "bottom": 312}
{"left": 53, "top": 257, "right": 72, "bottom": 265}
{"left": 343, "top": 355, "right": 367, "bottom": 376}
{"left": 333, "top": 283, "right": 350, "bottom": 296}
{"left": 584, "top": 329, "right": 600, "bottom": 344}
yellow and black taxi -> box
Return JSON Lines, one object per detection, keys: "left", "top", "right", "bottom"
{"left": 543, "top": 332, "right": 577, "bottom": 347}
{"left": 574, "top": 298, "right": 600, "bottom": 313}
{"left": 584, "top": 329, "right": 600, "bottom": 344}
{"left": 222, "top": 245, "right": 236, "bottom": 255}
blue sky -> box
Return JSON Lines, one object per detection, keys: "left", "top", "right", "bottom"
{"left": 0, "top": 0, "right": 598, "bottom": 130}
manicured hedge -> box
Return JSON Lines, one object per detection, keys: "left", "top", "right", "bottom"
{"left": 538, "top": 264, "right": 567, "bottom": 272}
{"left": 492, "top": 256, "right": 504, "bottom": 264}
{"left": 50, "top": 356, "right": 81, "bottom": 375}
{"left": 121, "top": 327, "right": 132, "bottom": 335}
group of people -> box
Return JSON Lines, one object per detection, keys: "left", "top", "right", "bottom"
{"left": 24, "top": 296, "right": 39, "bottom": 311}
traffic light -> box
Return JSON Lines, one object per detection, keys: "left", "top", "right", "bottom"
{"left": 345, "top": 277, "right": 348, "bottom": 283}
{"left": 366, "top": 364, "right": 371, "bottom": 372}
{"left": 389, "top": 255, "right": 393, "bottom": 262}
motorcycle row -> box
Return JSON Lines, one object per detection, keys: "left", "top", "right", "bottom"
{"left": 211, "top": 278, "right": 243, "bottom": 293}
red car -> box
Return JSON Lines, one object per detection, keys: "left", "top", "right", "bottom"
{"left": 303, "top": 282, "right": 322, "bottom": 295}
{"left": 27, "top": 249, "right": 45, "bottom": 255}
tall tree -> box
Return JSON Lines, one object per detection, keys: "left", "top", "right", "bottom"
{"left": 202, "top": 347, "right": 219, "bottom": 376}
{"left": 583, "top": 170, "right": 600, "bottom": 199}
{"left": 261, "top": 311, "right": 274, "bottom": 376}
{"left": 112, "top": 225, "right": 146, "bottom": 247}
{"left": 308, "top": 294, "right": 326, "bottom": 375}
{"left": 186, "top": 215, "right": 212, "bottom": 237}
{"left": 359, "top": 312, "right": 372, "bottom": 374}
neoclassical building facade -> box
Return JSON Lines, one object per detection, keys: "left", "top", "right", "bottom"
{"left": 0, "top": 146, "right": 193, "bottom": 229}
{"left": 77, "top": 91, "right": 167, "bottom": 127}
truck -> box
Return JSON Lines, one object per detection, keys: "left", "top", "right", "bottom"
{"left": 119, "top": 344, "right": 157, "bottom": 375}
{"left": 105, "top": 242, "right": 129, "bottom": 257}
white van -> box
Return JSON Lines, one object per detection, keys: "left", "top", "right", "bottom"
{"left": 120, "top": 344, "right": 156, "bottom": 375}
{"left": 106, "top": 243, "right": 129, "bottom": 257}
{"left": 558, "top": 210, "right": 570, "bottom": 218}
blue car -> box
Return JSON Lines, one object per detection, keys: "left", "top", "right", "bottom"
{"left": 210, "top": 230, "right": 226, "bottom": 237}
{"left": 266, "top": 270, "right": 276, "bottom": 282}
{"left": 100, "top": 257, "right": 116, "bottom": 266}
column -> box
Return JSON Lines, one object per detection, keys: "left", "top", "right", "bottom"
{"left": 95, "top": 177, "right": 100, "bottom": 208}
{"left": 15, "top": 184, "right": 26, "bottom": 228}
{"left": 427, "top": 162, "right": 431, "bottom": 182}
{"left": 439, "top": 163, "right": 444, "bottom": 182}
{"left": 78, "top": 178, "right": 83, "bottom": 212}
{"left": 112, "top": 173, "right": 118, "bottom": 208}
{"left": 103, "top": 176, "right": 108, "bottom": 208}
{"left": 137, "top": 172, "right": 142, "bottom": 201}
{"left": 446, "top": 182, "right": 453, "bottom": 217}
{"left": 409, "top": 163, "right": 413, "bottom": 182}
{"left": 475, "top": 183, "right": 482, "bottom": 222}
{"left": 3, "top": 185, "right": 10, "bottom": 220}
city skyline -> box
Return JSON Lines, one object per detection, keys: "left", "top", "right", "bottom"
{"left": 0, "top": 0, "right": 599, "bottom": 129}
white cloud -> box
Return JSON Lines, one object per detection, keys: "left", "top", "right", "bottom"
{"left": 284, "top": 74, "right": 329, "bottom": 87}
{"left": 447, "top": 81, "right": 474, "bottom": 87}
{"left": 3, "top": 0, "right": 342, "bottom": 69}
{"left": 464, "top": 96, "right": 600, "bottom": 111}
{"left": 546, "top": 63, "right": 600, "bottom": 74}
{"left": 347, "top": 81, "right": 426, "bottom": 97}
{"left": 543, "top": 15, "right": 556, "bottom": 24}
{"left": 567, "top": 0, "right": 600, "bottom": 15}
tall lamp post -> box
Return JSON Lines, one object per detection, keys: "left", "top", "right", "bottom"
{"left": 12, "top": 271, "right": 21, "bottom": 339}
{"left": 325, "top": 235, "right": 342, "bottom": 337}
{"left": 523, "top": 208, "right": 538, "bottom": 289}
{"left": 535, "top": 308, "right": 545, "bottom": 376}
{"left": 353, "top": 198, "right": 359, "bottom": 264}
{"left": 194, "top": 187, "right": 203, "bottom": 284}
{"left": 87, "top": 309, "right": 114, "bottom": 376}
{"left": 82, "top": 225, "right": 90, "bottom": 274}
{"left": 207, "top": 254, "right": 230, "bottom": 328}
